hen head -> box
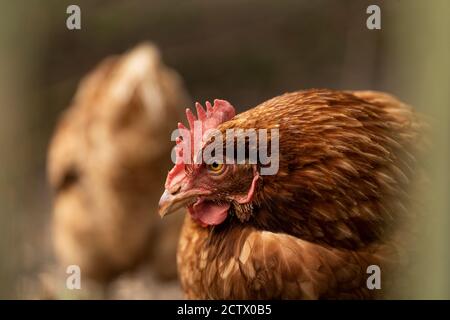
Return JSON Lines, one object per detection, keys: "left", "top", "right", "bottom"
{"left": 158, "top": 90, "right": 422, "bottom": 250}
{"left": 158, "top": 99, "right": 261, "bottom": 227}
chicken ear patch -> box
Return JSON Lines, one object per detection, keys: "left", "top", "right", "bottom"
{"left": 232, "top": 172, "right": 260, "bottom": 204}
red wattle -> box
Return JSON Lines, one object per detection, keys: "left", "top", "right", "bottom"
{"left": 189, "top": 198, "right": 230, "bottom": 226}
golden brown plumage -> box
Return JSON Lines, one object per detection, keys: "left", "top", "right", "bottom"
{"left": 160, "top": 89, "right": 423, "bottom": 299}
{"left": 48, "top": 43, "right": 189, "bottom": 284}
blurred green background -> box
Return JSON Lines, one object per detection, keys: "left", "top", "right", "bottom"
{"left": 0, "top": 0, "right": 448, "bottom": 299}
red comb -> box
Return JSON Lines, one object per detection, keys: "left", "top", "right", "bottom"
{"left": 165, "top": 99, "right": 235, "bottom": 189}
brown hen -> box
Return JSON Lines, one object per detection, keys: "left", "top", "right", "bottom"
{"left": 48, "top": 43, "right": 189, "bottom": 285}
{"left": 159, "top": 89, "right": 423, "bottom": 299}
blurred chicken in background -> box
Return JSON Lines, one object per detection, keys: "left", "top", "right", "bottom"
{"left": 47, "top": 43, "right": 189, "bottom": 297}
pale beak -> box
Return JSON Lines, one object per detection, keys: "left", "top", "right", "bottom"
{"left": 158, "top": 187, "right": 209, "bottom": 218}
{"left": 158, "top": 189, "right": 185, "bottom": 218}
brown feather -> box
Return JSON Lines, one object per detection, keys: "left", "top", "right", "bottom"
{"left": 177, "top": 89, "right": 423, "bottom": 299}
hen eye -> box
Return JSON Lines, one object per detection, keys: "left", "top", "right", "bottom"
{"left": 207, "top": 161, "right": 224, "bottom": 174}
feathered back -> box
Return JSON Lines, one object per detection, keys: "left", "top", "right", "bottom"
{"left": 218, "top": 89, "right": 423, "bottom": 248}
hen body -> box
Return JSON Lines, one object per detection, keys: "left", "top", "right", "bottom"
{"left": 176, "top": 89, "right": 422, "bottom": 299}
{"left": 48, "top": 43, "right": 189, "bottom": 284}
